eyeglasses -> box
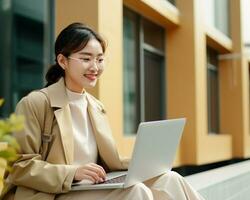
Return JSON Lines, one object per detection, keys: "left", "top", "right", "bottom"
{"left": 68, "top": 56, "right": 105, "bottom": 68}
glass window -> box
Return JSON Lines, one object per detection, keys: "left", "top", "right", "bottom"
{"left": 242, "top": 0, "right": 250, "bottom": 46}
{"left": 123, "top": 7, "right": 166, "bottom": 134}
{"left": 143, "top": 19, "right": 165, "bottom": 51}
{"left": 214, "top": 0, "right": 230, "bottom": 36}
{"left": 123, "top": 8, "right": 140, "bottom": 134}
{"left": 207, "top": 47, "right": 220, "bottom": 134}
{"left": 249, "top": 63, "right": 250, "bottom": 135}
{"left": 0, "top": 0, "right": 54, "bottom": 117}
{"left": 205, "top": 0, "right": 215, "bottom": 26}
{"left": 205, "top": 0, "right": 230, "bottom": 37}
{"left": 144, "top": 50, "right": 165, "bottom": 121}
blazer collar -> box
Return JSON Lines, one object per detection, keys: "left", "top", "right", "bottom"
{"left": 47, "top": 77, "right": 69, "bottom": 108}
{"left": 45, "top": 78, "right": 122, "bottom": 169}
{"left": 47, "top": 77, "right": 104, "bottom": 111}
{"left": 86, "top": 95, "right": 124, "bottom": 170}
{"left": 46, "top": 78, "right": 73, "bottom": 164}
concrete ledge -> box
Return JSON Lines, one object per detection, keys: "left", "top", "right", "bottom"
{"left": 186, "top": 160, "right": 250, "bottom": 200}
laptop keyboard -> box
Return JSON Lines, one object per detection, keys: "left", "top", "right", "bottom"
{"left": 101, "top": 174, "right": 127, "bottom": 184}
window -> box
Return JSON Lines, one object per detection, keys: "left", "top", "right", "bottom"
{"left": 214, "top": 0, "right": 230, "bottom": 36}
{"left": 123, "top": 7, "right": 166, "bottom": 134}
{"left": 0, "top": 0, "right": 54, "bottom": 117}
{"left": 207, "top": 47, "right": 220, "bottom": 133}
{"left": 205, "top": 0, "right": 230, "bottom": 36}
{"left": 249, "top": 63, "right": 250, "bottom": 135}
{"left": 242, "top": 0, "right": 250, "bottom": 46}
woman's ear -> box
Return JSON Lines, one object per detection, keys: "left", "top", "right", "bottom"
{"left": 57, "top": 54, "right": 68, "bottom": 70}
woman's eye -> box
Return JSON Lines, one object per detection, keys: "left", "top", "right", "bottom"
{"left": 98, "top": 58, "right": 104, "bottom": 63}
{"left": 81, "top": 58, "right": 90, "bottom": 62}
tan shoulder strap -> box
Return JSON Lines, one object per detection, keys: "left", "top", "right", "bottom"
{"left": 39, "top": 88, "right": 54, "bottom": 160}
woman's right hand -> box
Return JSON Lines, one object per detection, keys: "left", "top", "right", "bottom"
{"left": 74, "top": 163, "right": 106, "bottom": 184}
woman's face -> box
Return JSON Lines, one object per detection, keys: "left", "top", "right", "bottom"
{"left": 59, "top": 38, "right": 105, "bottom": 93}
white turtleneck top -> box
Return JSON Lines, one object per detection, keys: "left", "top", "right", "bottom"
{"left": 66, "top": 88, "right": 98, "bottom": 166}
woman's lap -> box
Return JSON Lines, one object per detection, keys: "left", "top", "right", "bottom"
{"left": 56, "top": 183, "right": 152, "bottom": 200}
{"left": 55, "top": 171, "right": 204, "bottom": 200}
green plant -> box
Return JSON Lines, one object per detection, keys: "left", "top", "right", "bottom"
{"left": 0, "top": 99, "right": 24, "bottom": 174}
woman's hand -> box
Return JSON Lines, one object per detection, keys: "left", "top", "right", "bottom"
{"left": 74, "top": 163, "right": 106, "bottom": 184}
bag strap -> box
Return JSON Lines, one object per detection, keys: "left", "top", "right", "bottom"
{"left": 39, "top": 89, "right": 55, "bottom": 160}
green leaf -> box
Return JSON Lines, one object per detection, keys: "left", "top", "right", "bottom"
{"left": 0, "top": 99, "right": 4, "bottom": 107}
{"left": 1, "top": 137, "right": 20, "bottom": 151}
{"left": 8, "top": 114, "right": 25, "bottom": 132}
{"left": 0, "top": 102, "right": 24, "bottom": 175}
{"left": 0, "top": 161, "right": 13, "bottom": 173}
{"left": 0, "top": 147, "right": 19, "bottom": 162}
{"left": 0, "top": 161, "right": 7, "bottom": 172}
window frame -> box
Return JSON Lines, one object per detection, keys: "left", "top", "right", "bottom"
{"left": 207, "top": 47, "right": 220, "bottom": 134}
{"left": 123, "top": 6, "right": 166, "bottom": 134}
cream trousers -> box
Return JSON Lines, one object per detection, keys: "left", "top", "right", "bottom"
{"left": 56, "top": 171, "right": 205, "bottom": 200}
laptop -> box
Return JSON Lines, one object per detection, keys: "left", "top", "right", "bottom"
{"left": 71, "top": 118, "right": 186, "bottom": 191}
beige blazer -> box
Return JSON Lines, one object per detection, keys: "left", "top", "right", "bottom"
{"left": 2, "top": 78, "right": 129, "bottom": 200}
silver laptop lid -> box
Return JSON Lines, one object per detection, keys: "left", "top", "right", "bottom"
{"left": 125, "top": 118, "right": 186, "bottom": 187}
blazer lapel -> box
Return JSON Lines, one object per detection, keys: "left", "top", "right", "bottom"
{"left": 54, "top": 106, "right": 74, "bottom": 164}
{"left": 86, "top": 94, "right": 123, "bottom": 170}
{"left": 47, "top": 78, "right": 74, "bottom": 164}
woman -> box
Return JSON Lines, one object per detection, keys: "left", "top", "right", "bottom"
{"left": 2, "top": 22, "right": 205, "bottom": 200}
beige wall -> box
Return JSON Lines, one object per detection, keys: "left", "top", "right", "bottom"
{"left": 55, "top": 0, "right": 249, "bottom": 166}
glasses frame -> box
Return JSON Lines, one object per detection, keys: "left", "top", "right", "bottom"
{"left": 67, "top": 56, "right": 105, "bottom": 69}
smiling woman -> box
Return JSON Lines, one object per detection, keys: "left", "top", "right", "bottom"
{"left": 45, "top": 23, "right": 106, "bottom": 92}
{"left": 2, "top": 23, "right": 205, "bottom": 200}
{"left": 57, "top": 38, "right": 105, "bottom": 93}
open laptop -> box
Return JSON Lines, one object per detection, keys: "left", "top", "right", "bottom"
{"left": 71, "top": 118, "right": 186, "bottom": 191}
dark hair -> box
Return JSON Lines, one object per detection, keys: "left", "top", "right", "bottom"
{"left": 45, "top": 22, "right": 106, "bottom": 87}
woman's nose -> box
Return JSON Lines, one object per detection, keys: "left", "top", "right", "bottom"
{"left": 89, "top": 63, "right": 99, "bottom": 73}
{"left": 90, "top": 59, "right": 99, "bottom": 70}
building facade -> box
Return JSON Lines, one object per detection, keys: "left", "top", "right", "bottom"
{"left": 1, "top": 0, "right": 250, "bottom": 170}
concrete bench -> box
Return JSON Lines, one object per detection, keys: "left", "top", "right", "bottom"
{"left": 185, "top": 160, "right": 250, "bottom": 200}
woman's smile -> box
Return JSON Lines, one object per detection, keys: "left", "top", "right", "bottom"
{"left": 84, "top": 73, "right": 98, "bottom": 81}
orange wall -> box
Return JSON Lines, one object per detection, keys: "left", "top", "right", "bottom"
{"left": 55, "top": 0, "right": 249, "bottom": 166}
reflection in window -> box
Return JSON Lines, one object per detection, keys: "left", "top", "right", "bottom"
{"left": 123, "top": 7, "right": 165, "bottom": 134}
{"left": 215, "top": 0, "right": 230, "bottom": 36}
{"left": 123, "top": 9, "right": 140, "bottom": 134}
{"left": 207, "top": 47, "right": 220, "bottom": 134}
{"left": 0, "top": 0, "right": 54, "bottom": 117}
{"left": 205, "top": 0, "right": 230, "bottom": 36}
